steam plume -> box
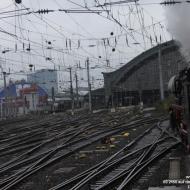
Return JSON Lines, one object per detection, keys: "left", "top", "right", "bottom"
{"left": 165, "top": 3, "right": 190, "bottom": 63}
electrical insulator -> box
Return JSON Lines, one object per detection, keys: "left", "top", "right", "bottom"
{"left": 160, "top": 0, "right": 181, "bottom": 5}
{"left": 15, "top": 0, "right": 22, "bottom": 4}
{"left": 38, "top": 9, "right": 50, "bottom": 14}
{"left": 29, "top": 64, "right": 33, "bottom": 71}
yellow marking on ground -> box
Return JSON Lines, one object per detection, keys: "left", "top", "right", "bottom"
{"left": 79, "top": 153, "right": 87, "bottom": 158}
{"left": 123, "top": 132, "right": 130, "bottom": 137}
{"left": 110, "top": 144, "right": 116, "bottom": 148}
{"left": 110, "top": 137, "right": 116, "bottom": 142}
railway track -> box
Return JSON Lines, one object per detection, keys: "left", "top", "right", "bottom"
{"left": 0, "top": 111, "right": 166, "bottom": 190}
{"left": 49, "top": 120, "right": 180, "bottom": 190}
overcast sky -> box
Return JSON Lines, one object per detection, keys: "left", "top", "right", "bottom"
{"left": 0, "top": 0, "right": 171, "bottom": 90}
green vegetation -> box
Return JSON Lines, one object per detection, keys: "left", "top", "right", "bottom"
{"left": 155, "top": 95, "right": 175, "bottom": 113}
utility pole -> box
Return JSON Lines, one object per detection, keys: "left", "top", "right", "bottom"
{"left": 3, "top": 72, "right": 7, "bottom": 118}
{"left": 69, "top": 67, "right": 74, "bottom": 115}
{"left": 51, "top": 87, "right": 55, "bottom": 114}
{"left": 0, "top": 98, "right": 2, "bottom": 120}
{"left": 86, "top": 58, "right": 92, "bottom": 112}
{"left": 158, "top": 43, "right": 164, "bottom": 100}
{"left": 22, "top": 86, "right": 25, "bottom": 115}
{"left": 83, "top": 0, "right": 87, "bottom": 8}
{"left": 75, "top": 73, "right": 79, "bottom": 108}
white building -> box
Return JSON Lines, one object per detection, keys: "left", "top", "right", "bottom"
{"left": 27, "top": 69, "right": 70, "bottom": 97}
{"left": 27, "top": 66, "right": 107, "bottom": 98}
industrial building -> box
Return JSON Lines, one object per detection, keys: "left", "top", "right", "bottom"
{"left": 103, "top": 40, "right": 188, "bottom": 107}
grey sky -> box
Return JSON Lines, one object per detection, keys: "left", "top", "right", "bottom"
{"left": 0, "top": 0, "right": 171, "bottom": 90}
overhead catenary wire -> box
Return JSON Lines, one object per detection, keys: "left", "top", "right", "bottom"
{"left": 20, "top": 3, "right": 108, "bottom": 65}
{"left": 0, "top": 1, "right": 168, "bottom": 51}
{"left": 0, "top": 3, "right": 105, "bottom": 87}
{"left": 0, "top": 11, "right": 167, "bottom": 44}
{"left": 0, "top": 0, "right": 172, "bottom": 89}
{"left": 65, "top": 0, "right": 145, "bottom": 49}
{"left": 0, "top": 8, "right": 30, "bottom": 15}
{"left": 0, "top": 15, "right": 108, "bottom": 69}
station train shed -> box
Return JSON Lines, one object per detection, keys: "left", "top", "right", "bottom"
{"left": 103, "top": 40, "right": 188, "bottom": 107}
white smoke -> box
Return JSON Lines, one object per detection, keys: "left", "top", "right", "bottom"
{"left": 165, "top": 2, "right": 190, "bottom": 63}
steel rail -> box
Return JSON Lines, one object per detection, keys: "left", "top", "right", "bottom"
{"left": 50, "top": 135, "right": 171, "bottom": 190}
{"left": 0, "top": 117, "right": 99, "bottom": 169}
{"left": 63, "top": 122, "right": 163, "bottom": 190}
{"left": 66, "top": 120, "right": 176, "bottom": 190}
{"left": 0, "top": 125, "right": 88, "bottom": 170}
{"left": 49, "top": 121, "right": 162, "bottom": 190}
{"left": 93, "top": 122, "right": 180, "bottom": 190}
{"left": 0, "top": 128, "right": 124, "bottom": 190}
{"left": 0, "top": 113, "right": 160, "bottom": 189}
{"left": 95, "top": 141, "right": 180, "bottom": 190}
{"left": 0, "top": 127, "right": 90, "bottom": 184}
{"left": 116, "top": 141, "right": 180, "bottom": 190}
{"left": 0, "top": 117, "right": 158, "bottom": 190}
{"left": 0, "top": 114, "right": 132, "bottom": 171}
{"left": 117, "top": 131, "right": 165, "bottom": 190}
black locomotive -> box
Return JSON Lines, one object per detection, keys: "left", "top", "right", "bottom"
{"left": 168, "top": 67, "right": 190, "bottom": 149}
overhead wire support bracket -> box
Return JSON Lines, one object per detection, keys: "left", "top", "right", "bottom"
{"left": 0, "top": 8, "right": 109, "bottom": 19}
{"left": 0, "top": 8, "right": 30, "bottom": 15}
{"left": 58, "top": 9, "right": 109, "bottom": 14}
{"left": 96, "top": 0, "right": 139, "bottom": 7}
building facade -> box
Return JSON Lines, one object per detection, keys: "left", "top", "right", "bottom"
{"left": 27, "top": 69, "right": 71, "bottom": 98}
{"left": 0, "top": 81, "right": 48, "bottom": 118}
{"left": 103, "top": 40, "right": 188, "bottom": 107}
{"left": 27, "top": 69, "right": 58, "bottom": 97}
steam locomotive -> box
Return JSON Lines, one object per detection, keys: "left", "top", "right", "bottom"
{"left": 168, "top": 67, "right": 190, "bottom": 146}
